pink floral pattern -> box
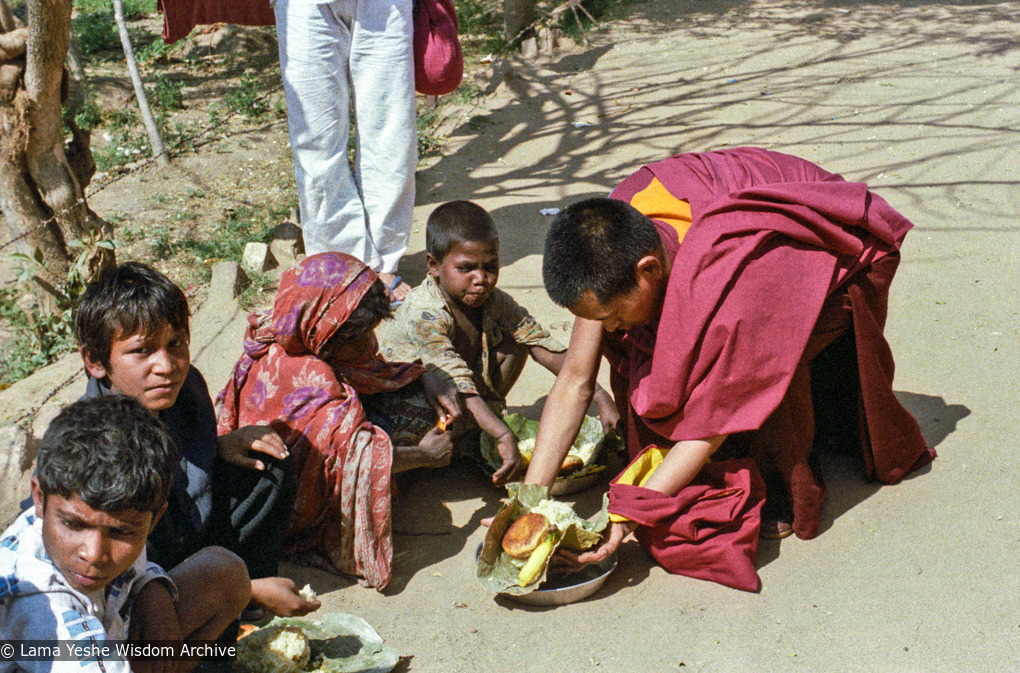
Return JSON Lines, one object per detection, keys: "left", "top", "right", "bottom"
{"left": 217, "top": 252, "right": 425, "bottom": 588}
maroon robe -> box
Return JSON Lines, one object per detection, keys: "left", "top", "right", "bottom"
{"left": 603, "top": 148, "right": 934, "bottom": 589}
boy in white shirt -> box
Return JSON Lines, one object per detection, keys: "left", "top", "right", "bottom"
{"left": 0, "top": 395, "right": 249, "bottom": 673}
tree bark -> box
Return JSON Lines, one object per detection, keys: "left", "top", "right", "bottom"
{"left": 0, "top": 0, "right": 112, "bottom": 307}
{"left": 503, "top": 0, "right": 536, "bottom": 42}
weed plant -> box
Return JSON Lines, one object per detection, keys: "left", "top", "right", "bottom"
{"left": 150, "top": 74, "right": 184, "bottom": 110}
{"left": 225, "top": 73, "right": 272, "bottom": 121}
{"left": 173, "top": 205, "right": 285, "bottom": 262}
{"left": 0, "top": 290, "right": 77, "bottom": 387}
{"left": 2, "top": 234, "right": 116, "bottom": 386}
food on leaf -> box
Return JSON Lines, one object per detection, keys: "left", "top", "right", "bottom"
{"left": 479, "top": 413, "right": 618, "bottom": 482}
{"left": 501, "top": 512, "right": 551, "bottom": 559}
{"left": 233, "top": 624, "right": 311, "bottom": 673}
{"left": 476, "top": 483, "right": 609, "bottom": 595}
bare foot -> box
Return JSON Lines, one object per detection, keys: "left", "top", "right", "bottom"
{"left": 378, "top": 272, "right": 411, "bottom": 301}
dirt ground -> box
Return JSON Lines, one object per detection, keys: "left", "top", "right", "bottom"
{"left": 7, "top": 0, "right": 1020, "bottom": 670}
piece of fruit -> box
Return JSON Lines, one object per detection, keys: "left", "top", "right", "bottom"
{"left": 518, "top": 532, "right": 556, "bottom": 586}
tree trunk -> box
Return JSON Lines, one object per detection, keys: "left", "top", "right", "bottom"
{"left": 112, "top": 0, "right": 167, "bottom": 166}
{"left": 503, "top": 0, "right": 535, "bottom": 42}
{"left": 0, "top": 0, "right": 112, "bottom": 307}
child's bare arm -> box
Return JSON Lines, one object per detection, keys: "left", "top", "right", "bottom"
{"left": 528, "top": 344, "right": 567, "bottom": 374}
{"left": 529, "top": 345, "right": 620, "bottom": 434}
{"left": 463, "top": 394, "right": 523, "bottom": 484}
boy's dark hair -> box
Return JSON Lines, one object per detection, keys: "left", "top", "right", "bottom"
{"left": 36, "top": 395, "right": 178, "bottom": 515}
{"left": 425, "top": 200, "right": 499, "bottom": 261}
{"left": 75, "top": 262, "right": 191, "bottom": 370}
{"left": 543, "top": 197, "right": 662, "bottom": 307}
{"left": 319, "top": 280, "right": 392, "bottom": 359}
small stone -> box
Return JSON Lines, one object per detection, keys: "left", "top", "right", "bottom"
{"left": 241, "top": 242, "right": 277, "bottom": 275}
{"left": 520, "top": 37, "right": 538, "bottom": 60}
{"left": 211, "top": 261, "right": 248, "bottom": 299}
{"left": 270, "top": 221, "right": 305, "bottom": 270}
{"left": 539, "top": 27, "right": 557, "bottom": 55}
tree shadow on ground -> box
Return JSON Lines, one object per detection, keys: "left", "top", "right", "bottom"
{"left": 412, "top": 0, "right": 1020, "bottom": 274}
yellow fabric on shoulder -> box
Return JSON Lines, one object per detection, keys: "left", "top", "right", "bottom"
{"left": 608, "top": 446, "right": 672, "bottom": 523}
{"left": 627, "top": 177, "right": 693, "bottom": 242}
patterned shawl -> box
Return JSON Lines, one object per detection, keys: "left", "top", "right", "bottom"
{"left": 217, "top": 252, "right": 425, "bottom": 588}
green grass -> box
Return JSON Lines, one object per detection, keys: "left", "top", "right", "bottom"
{"left": 224, "top": 73, "right": 272, "bottom": 121}
{"left": 73, "top": 96, "right": 103, "bottom": 131}
{"left": 150, "top": 74, "right": 184, "bottom": 111}
{"left": 0, "top": 290, "right": 77, "bottom": 387}
{"left": 73, "top": 11, "right": 118, "bottom": 56}
{"left": 238, "top": 270, "right": 276, "bottom": 310}
{"left": 173, "top": 204, "right": 288, "bottom": 262}
{"left": 137, "top": 36, "right": 177, "bottom": 65}
{"left": 73, "top": 0, "right": 155, "bottom": 16}
{"left": 455, "top": 0, "right": 511, "bottom": 53}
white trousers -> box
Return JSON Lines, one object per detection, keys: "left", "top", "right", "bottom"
{"left": 274, "top": 0, "right": 417, "bottom": 273}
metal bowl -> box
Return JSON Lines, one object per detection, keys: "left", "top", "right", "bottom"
{"left": 476, "top": 543, "right": 617, "bottom": 606}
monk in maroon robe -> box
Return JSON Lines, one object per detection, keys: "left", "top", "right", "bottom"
{"left": 526, "top": 147, "right": 934, "bottom": 591}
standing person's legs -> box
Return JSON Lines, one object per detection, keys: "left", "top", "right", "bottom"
{"left": 275, "top": 0, "right": 369, "bottom": 258}
{"left": 350, "top": 0, "right": 417, "bottom": 275}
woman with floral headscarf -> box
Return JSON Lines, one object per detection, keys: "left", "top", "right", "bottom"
{"left": 217, "top": 252, "right": 459, "bottom": 589}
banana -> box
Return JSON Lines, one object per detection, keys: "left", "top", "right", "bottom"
{"left": 518, "top": 532, "right": 556, "bottom": 586}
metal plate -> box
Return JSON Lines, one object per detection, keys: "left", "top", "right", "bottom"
{"left": 550, "top": 469, "right": 605, "bottom": 496}
{"left": 476, "top": 543, "right": 618, "bottom": 606}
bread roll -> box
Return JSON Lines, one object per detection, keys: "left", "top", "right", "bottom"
{"left": 501, "top": 512, "right": 550, "bottom": 559}
{"left": 559, "top": 454, "right": 585, "bottom": 477}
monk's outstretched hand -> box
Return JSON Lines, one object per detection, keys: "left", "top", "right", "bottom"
{"left": 559, "top": 519, "right": 637, "bottom": 568}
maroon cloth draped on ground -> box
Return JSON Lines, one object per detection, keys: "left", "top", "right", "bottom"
{"left": 610, "top": 457, "right": 766, "bottom": 592}
{"left": 603, "top": 148, "right": 933, "bottom": 586}
{"left": 159, "top": 0, "right": 275, "bottom": 44}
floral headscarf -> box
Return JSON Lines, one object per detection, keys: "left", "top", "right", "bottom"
{"left": 217, "top": 252, "right": 425, "bottom": 588}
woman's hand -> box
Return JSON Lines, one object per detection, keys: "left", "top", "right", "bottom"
{"left": 558, "top": 519, "right": 638, "bottom": 568}
{"left": 393, "top": 427, "right": 454, "bottom": 473}
{"left": 420, "top": 371, "right": 461, "bottom": 428}
{"left": 491, "top": 431, "right": 523, "bottom": 485}
{"left": 418, "top": 425, "right": 455, "bottom": 467}
{"left": 218, "top": 424, "right": 288, "bottom": 471}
